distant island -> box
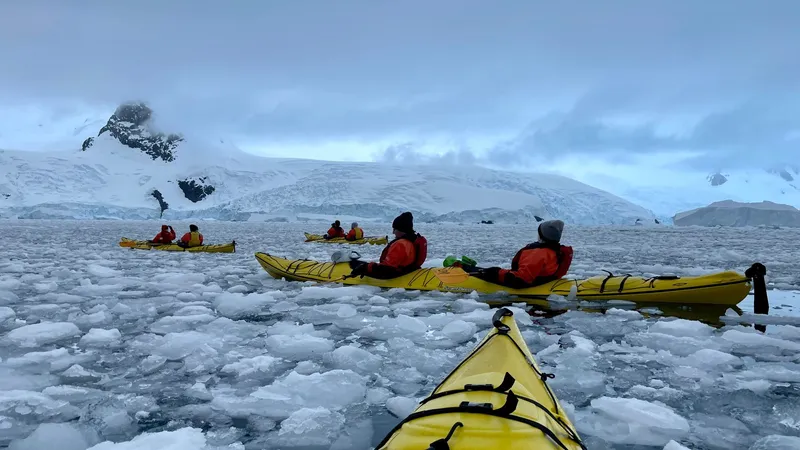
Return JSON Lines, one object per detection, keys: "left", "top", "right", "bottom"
{"left": 673, "top": 200, "right": 800, "bottom": 227}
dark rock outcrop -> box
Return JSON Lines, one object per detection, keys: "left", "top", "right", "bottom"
{"left": 95, "top": 102, "right": 183, "bottom": 162}
{"left": 769, "top": 168, "right": 795, "bottom": 182}
{"left": 81, "top": 137, "right": 94, "bottom": 151}
{"left": 178, "top": 177, "right": 215, "bottom": 203}
{"left": 674, "top": 200, "right": 800, "bottom": 227}
{"left": 707, "top": 172, "right": 728, "bottom": 186}
{"left": 151, "top": 189, "right": 169, "bottom": 218}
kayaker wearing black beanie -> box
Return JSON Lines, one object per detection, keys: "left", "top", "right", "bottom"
{"left": 349, "top": 211, "right": 428, "bottom": 279}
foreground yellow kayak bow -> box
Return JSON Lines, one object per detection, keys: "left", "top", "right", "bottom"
{"left": 376, "top": 308, "right": 586, "bottom": 450}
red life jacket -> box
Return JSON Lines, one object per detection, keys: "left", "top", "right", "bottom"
{"left": 511, "top": 242, "right": 573, "bottom": 284}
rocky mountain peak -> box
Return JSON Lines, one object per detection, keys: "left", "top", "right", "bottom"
{"left": 81, "top": 102, "right": 184, "bottom": 163}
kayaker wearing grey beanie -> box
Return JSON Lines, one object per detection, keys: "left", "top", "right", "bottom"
{"left": 471, "top": 218, "right": 573, "bottom": 289}
{"left": 537, "top": 219, "right": 564, "bottom": 243}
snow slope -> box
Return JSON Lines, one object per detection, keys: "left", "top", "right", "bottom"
{"left": 0, "top": 104, "right": 656, "bottom": 225}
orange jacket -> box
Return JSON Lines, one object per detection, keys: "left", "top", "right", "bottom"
{"left": 477, "top": 242, "right": 573, "bottom": 289}
{"left": 326, "top": 226, "right": 345, "bottom": 238}
{"left": 153, "top": 228, "right": 176, "bottom": 243}
{"left": 346, "top": 227, "right": 364, "bottom": 241}
{"left": 365, "top": 237, "right": 419, "bottom": 279}
{"left": 497, "top": 247, "right": 559, "bottom": 285}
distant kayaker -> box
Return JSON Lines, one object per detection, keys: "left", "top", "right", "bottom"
{"left": 324, "top": 220, "right": 346, "bottom": 239}
{"left": 349, "top": 211, "right": 427, "bottom": 279}
{"left": 151, "top": 225, "right": 176, "bottom": 244}
{"left": 471, "top": 219, "right": 573, "bottom": 288}
{"left": 178, "top": 224, "right": 204, "bottom": 248}
{"left": 345, "top": 222, "right": 364, "bottom": 241}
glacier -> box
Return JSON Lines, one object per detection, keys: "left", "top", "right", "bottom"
{"left": 0, "top": 103, "right": 658, "bottom": 225}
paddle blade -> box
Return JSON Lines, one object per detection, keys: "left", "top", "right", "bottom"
{"left": 432, "top": 267, "right": 471, "bottom": 284}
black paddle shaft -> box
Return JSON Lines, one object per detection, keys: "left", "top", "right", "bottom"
{"left": 745, "top": 263, "right": 768, "bottom": 333}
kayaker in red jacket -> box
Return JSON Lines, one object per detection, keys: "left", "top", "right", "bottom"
{"left": 472, "top": 219, "right": 573, "bottom": 288}
{"left": 349, "top": 212, "right": 427, "bottom": 279}
{"left": 324, "top": 220, "right": 346, "bottom": 239}
{"left": 151, "top": 225, "right": 176, "bottom": 244}
{"left": 345, "top": 222, "right": 364, "bottom": 241}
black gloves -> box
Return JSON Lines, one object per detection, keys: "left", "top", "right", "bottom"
{"left": 349, "top": 260, "right": 369, "bottom": 277}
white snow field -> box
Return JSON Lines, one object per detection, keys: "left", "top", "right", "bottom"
{"left": 1, "top": 219, "right": 799, "bottom": 450}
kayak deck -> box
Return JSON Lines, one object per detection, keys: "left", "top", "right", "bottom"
{"left": 254, "top": 252, "right": 754, "bottom": 306}
{"left": 376, "top": 307, "right": 585, "bottom": 449}
{"left": 304, "top": 232, "right": 388, "bottom": 245}
{"left": 119, "top": 238, "right": 236, "bottom": 253}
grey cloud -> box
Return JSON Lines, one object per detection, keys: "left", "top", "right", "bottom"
{"left": 482, "top": 92, "right": 800, "bottom": 170}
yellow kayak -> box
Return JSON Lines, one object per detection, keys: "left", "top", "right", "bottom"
{"left": 376, "top": 307, "right": 585, "bottom": 450}
{"left": 304, "top": 232, "right": 388, "bottom": 245}
{"left": 254, "top": 252, "right": 755, "bottom": 306}
{"left": 119, "top": 238, "right": 236, "bottom": 253}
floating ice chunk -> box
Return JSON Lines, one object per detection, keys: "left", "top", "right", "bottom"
{"left": 153, "top": 331, "right": 220, "bottom": 361}
{"left": 337, "top": 304, "right": 357, "bottom": 318}
{"left": 265, "top": 334, "right": 334, "bottom": 360}
{"left": 451, "top": 298, "right": 489, "bottom": 313}
{"left": 397, "top": 314, "right": 427, "bottom": 334}
{"left": 62, "top": 364, "right": 100, "bottom": 381}
{"left": 0, "top": 306, "right": 15, "bottom": 328}
{"left": 722, "top": 329, "right": 800, "bottom": 352}
{"left": 8, "top": 422, "right": 97, "bottom": 450}
{"left": 680, "top": 348, "right": 741, "bottom": 369}
{"left": 221, "top": 355, "right": 282, "bottom": 378}
{"left": 42, "top": 385, "right": 106, "bottom": 403}
{"left": 328, "top": 345, "right": 382, "bottom": 374}
{"left": 267, "top": 322, "right": 319, "bottom": 336}
{"left": 86, "top": 427, "right": 207, "bottom": 450}
{"left": 294, "top": 361, "right": 323, "bottom": 375}
{"left": 749, "top": 435, "right": 800, "bottom": 450}
{"left": 140, "top": 355, "right": 167, "bottom": 375}
{"left": 366, "top": 387, "right": 394, "bottom": 405}
{"left": 6, "top": 322, "right": 81, "bottom": 347}
{"left": 86, "top": 264, "right": 120, "bottom": 278}
{"left": 187, "top": 382, "right": 213, "bottom": 401}
{"left": 605, "top": 308, "right": 643, "bottom": 320}
{"left": 577, "top": 396, "right": 690, "bottom": 446}
{"left": 0, "top": 390, "right": 80, "bottom": 422}
{"left": 0, "top": 289, "right": 20, "bottom": 305}
{"left": 663, "top": 440, "right": 692, "bottom": 450}
{"left": 5, "top": 348, "right": 91, "bottom": 373}
{"left": 213, "top": 369, "right": 367, "bottom": 420}
{"left": 214, "top": 292, "right": 274, "bottom": 319}
{"left": 368, "top": 295, "right": 390, "bottom": 305}
{"left": 226, "top": 285, "right": 249, "bottom": 294}
{"left": 275, "top": 407, "right": 346, "bottom": 447}
{"left": 649, "top": 318, "right": 715, "bottom": 338}
{"left": 149, "top": 313, "right": 216, "bottom": 334}
{"left": 271, "top": 301, "right": 299, "bottom": 312}
{"left": 386, "top": 396, "right": 418, "bottom": 418}
{"left": 440, "top": 320, "right": 477, "bottom": 344}
{"left": 79, "top": 328, "right": 122, "bottom": 347}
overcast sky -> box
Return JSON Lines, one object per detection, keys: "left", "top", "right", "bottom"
{"left": 1, "top": 0, "right": 798, "bottom": 178}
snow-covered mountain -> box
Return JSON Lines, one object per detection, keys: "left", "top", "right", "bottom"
{"left": 583, "top": 167, "right": 800, "bottom": 224}
{"left": 0, "top": 103, "right": 657, "bottom": 225}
